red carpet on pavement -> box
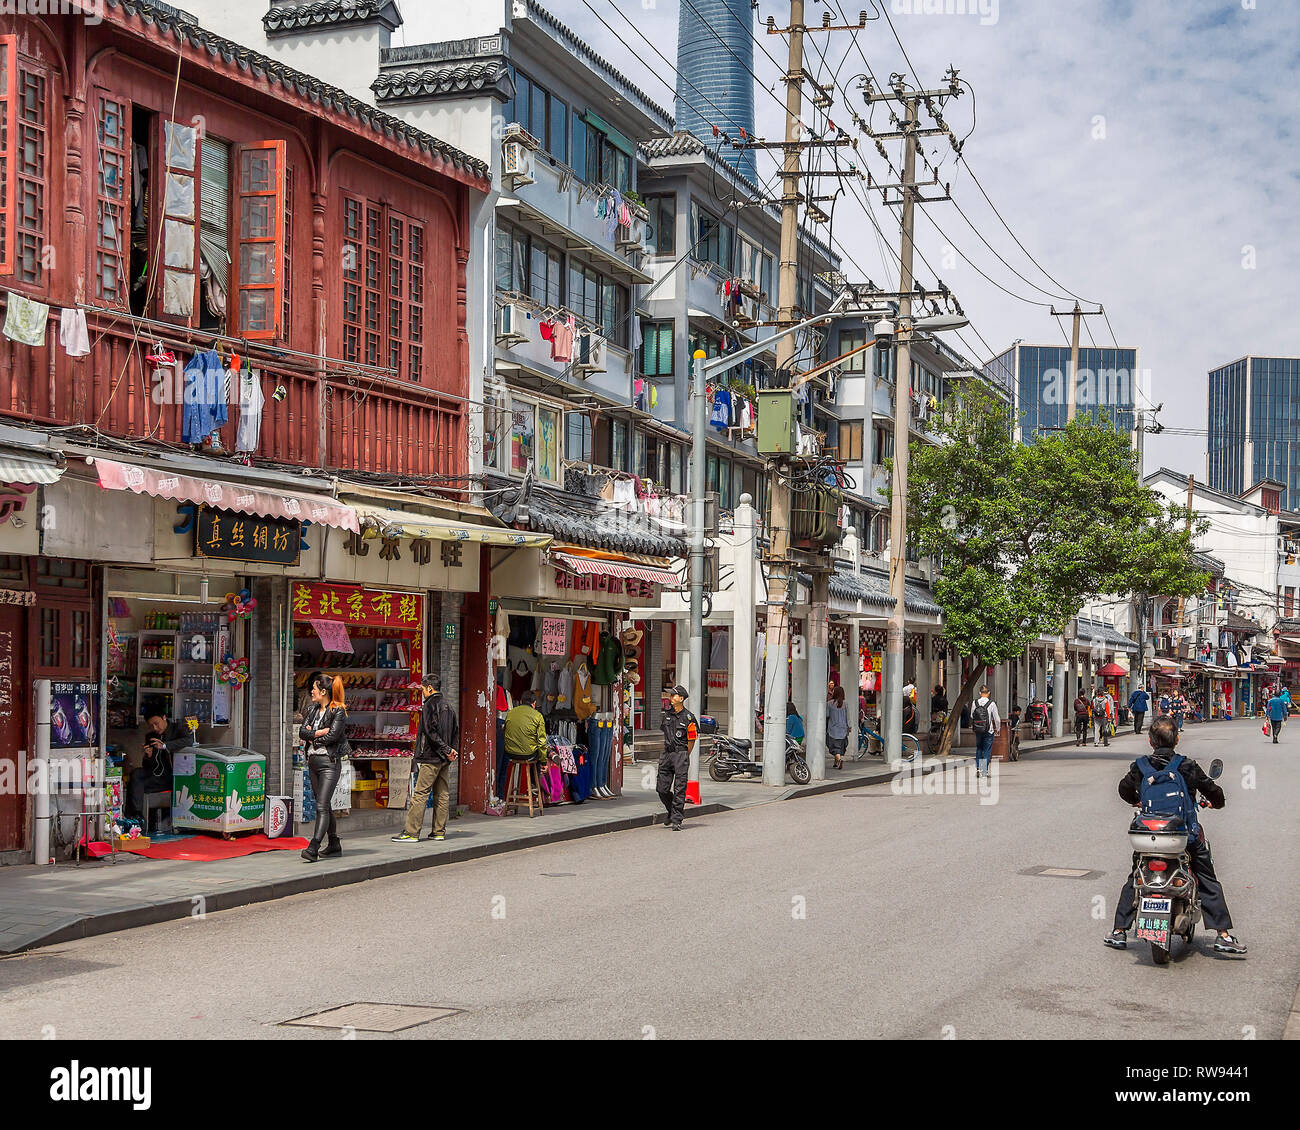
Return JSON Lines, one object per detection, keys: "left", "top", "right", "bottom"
{"left": 120, "top": 834, "right": 310, "bottom": 861}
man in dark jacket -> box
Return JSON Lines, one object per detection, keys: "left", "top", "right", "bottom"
{"left": 128, "top": 713, "right": 191, "bottom": 819}
{"left": 393, "top": 674, "right": 459, "bottom": 842}
{"left": 658, "top": 685, "right": 697, "bottom": 831}
{"left": 1128, "top": 685, "right": 1151, "bottom": 734}
{"left": 1103, "top": 716, "right": 1246, "bottom": 954}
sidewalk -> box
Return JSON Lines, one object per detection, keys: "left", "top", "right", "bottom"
{"left": 0, "top": 752, "right": 969, "bottom": 954}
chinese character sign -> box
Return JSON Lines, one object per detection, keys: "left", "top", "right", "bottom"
{"left": 292, "top": 583, "right": 423, "bottom": 631}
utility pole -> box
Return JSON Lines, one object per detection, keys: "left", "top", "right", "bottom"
{"left": 859, "top": 72, "right": 961, "bottom": 763}
{"left": 1178, "top": 473, "right": 1195, "bottom": 628}
{"left": 1049, "top": 303, "right": 1104, "bottom": 423}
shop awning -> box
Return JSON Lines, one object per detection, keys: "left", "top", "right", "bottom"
{"left": 356, "top": 504, "right": 551, "bottom": 548}
{"left": 554, "top": 551, "right": 681, "bottom": 588}
{"left": 0, "top": 452, "right": 63, "bottom": 485}
{"left": 91, "top": 457, "right": 359, "bottom": 532}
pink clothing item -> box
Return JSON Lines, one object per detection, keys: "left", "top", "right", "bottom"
{"left": 551, "top": 317, "right": 574, "bottom": 363}
{"left": 541, "top": 763, "right": 564, "bottom": 802}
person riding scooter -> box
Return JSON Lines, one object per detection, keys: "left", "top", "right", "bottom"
{"left": 1103, "top": 716, "right": 1246, "bottom": 955}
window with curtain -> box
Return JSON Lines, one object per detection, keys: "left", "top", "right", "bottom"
{"left": 632, "top": 428, "right": 647, "bottom": 477}
{"left": 641, "top": 320, "right": 673, "bottom": 376}
{"left": 838, "top": 421, "right": 864, "bottom": 462}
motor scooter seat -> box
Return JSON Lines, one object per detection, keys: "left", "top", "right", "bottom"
{"left": 723, "top": 737, "right": 752, "bottom": 751}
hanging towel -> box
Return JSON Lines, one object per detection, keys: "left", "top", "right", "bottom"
{"left": 235, "top": 369, "right": 265, "bottom": 453}
{"left": 59, "top": 308, "right": 91, "bottom": 357}
{"left": 3, "top": 292, "right": 50, "bottom": 347}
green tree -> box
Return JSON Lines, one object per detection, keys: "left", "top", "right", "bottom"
{"left": 899, "top": 386, "right": 1208, "bottom": 755}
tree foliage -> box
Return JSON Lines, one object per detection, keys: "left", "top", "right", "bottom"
{"left": 897, "top": 386, "right": 1208, "bottom": 751}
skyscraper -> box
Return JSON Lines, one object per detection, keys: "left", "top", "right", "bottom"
{"left": 989, "top": 343, "right": 1139, "bottom": 443}
{"left": 1208, "top": 356, "right": 1300, "bottom": 508}
{"left": 675, "top": 0, "right": 757, "bottom": 184}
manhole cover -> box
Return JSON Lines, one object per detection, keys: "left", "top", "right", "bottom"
{"left": 282, "top": 1003, "right": 462, "bottom": 1032}
{"left": 1019, "top": 865, "right": 1103, "bottom": 880}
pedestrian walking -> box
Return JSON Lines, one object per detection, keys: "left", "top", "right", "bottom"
{"left": 1090, "top": 686, "right": 1114, "bottom": 747}
{"left": 1128, "top": 684, "right": 1151, "bottom": 734}
{"left": 1266, "top": 689, "right": 1288, "bottom": 744}
{"left": 658, "top": 685, "right": 697, "bottom": 831}
{"left": 1073, "top": 690, "right": 1090, "bottom": 747}
{"left": 970, "top": 684, "right": 1000, "bottom": 778}
{"left": 827, "top": 685, "right": 849, "bottom": 769}
{"left": 392, "top": 674, "right": 459, "bottom": 843}
{"left": 300, "top": 674, "right": 350, "bottom": 862}
{"left": 1171, "top": 691, "right": 1187, "bottom": 732}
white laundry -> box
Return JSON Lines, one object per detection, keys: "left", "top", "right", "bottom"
{"left": 235, "top": 368, "right": 265, "bottom": 453}
{"left": 59, "top": 308, "right": 91, "bottom": 357}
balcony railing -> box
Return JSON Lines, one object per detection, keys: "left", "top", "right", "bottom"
{"left": 0, "top": 298, "right": 464, "bottom": 480}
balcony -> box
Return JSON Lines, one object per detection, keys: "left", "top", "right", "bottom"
{"left": 0, "top": 300, "right": 465, "bottom": 480}
{"left": 496, "top": 301, "right": 633, "bottom": 406}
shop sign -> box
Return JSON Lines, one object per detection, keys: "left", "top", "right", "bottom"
{"left": 539, "top": 617, "right": 568, "bottom": 655}
{"left": 0, "top": 588, "right": 34, "bottom": 606}
{"left": 553, "top": 569, "right": 658, "bottom": 600}
{"left": 292, "top": 582, "right": 423, "bottom": 629}
{"left": 196, "top": 507, "right": 301, "bottom": 566}
{"left": 443, "top": 622, "right": 458, "bottom": 642}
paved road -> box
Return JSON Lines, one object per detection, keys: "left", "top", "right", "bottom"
{"left": 2, "top": 721, "right": 1296, "bottom": 1039}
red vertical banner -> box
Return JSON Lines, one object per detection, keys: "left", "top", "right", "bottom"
{"left": 458, "top": 554, "right": 492, "bottom": 813}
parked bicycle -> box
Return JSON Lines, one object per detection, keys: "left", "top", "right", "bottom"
{"left": 853, "top": 718, "right": 920, "bottom": 762}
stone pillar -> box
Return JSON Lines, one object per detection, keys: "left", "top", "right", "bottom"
{"left": 791, "top": 614, "right": 809, "bottom": 740}
{"left": 732, "top": 495, "right": 757, "bottom": 743}
{"left": 676, "top": 620, "right": 692, "bottom": 709}
{"left": 993, "top": 660, "right": 1010, "bottom": 719}
{"left": 458, "top": 556, "right": 493, "bottom": 813}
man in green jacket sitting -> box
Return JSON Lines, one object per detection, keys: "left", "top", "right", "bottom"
{"left": 504, "top": 690, "right": 548, "bottom": 766}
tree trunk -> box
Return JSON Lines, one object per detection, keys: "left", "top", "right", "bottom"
{"left": 934, "top": 660, "right": 985, "bottom": 758}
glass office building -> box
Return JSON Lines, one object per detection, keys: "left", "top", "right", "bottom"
{"left": 989, "top": 344, "right": 1138, "bottom": 441}
{"left": 1208, "top": 356, "right": 1300, "bottom": 508}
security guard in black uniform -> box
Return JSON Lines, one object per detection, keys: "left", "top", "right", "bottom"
{"left": 658, "top": 684, "right": 697, "bottom": 831}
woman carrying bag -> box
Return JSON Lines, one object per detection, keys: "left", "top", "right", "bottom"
{"left": 299, "top": 673, "right": 350, "bottom": 862}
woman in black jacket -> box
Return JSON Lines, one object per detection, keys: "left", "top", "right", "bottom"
{"left": 299, "top": 673, "right": 349, "bottom": 862}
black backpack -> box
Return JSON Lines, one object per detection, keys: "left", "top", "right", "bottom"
{"left": 971, "top": 699, "right": 992, "bottom": 733}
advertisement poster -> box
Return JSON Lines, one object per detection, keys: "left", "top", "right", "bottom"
{"left": 50, "top": 682, "right": 99, "bottom": 750}
{"left": 539, "top": 618, "right": 567, "bottom": 655}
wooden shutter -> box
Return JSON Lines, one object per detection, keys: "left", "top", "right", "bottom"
{"left": 93, "top": 90, "right": 131, "bottom": 307}
{"left": 0, "top": 36, "right": 15, "bottom": 277}
{"left": 160, "top": 119, "right": 200, "bottom": 323}
{"left": 231, "top": 139, "right": 285, "bottom": 340}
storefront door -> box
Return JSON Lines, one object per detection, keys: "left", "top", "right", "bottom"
{"left": 0, "top": 604, "right": 28, "bottom": 851}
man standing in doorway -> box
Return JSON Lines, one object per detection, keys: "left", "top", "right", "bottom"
{"left": 1128, "top": 684, "right": 1151, "bottom": 734}
{"left": 658, "top": 685, "right": 697, "bottom": 831}
{"left": 393, "top": 674, "right": 458, "bottom": 843}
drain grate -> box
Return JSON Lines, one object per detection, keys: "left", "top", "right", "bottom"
{"left": 1019, "top": 865, "right": 1103, "bottom": 880}
{"left": 282, "top": 1002, "right": 462, "bottom": 1032}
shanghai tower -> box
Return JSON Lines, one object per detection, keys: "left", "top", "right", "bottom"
{"left": 675, "top": 0, "right": 757, "bottom": 184}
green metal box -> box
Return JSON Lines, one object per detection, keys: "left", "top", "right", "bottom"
{"left": 756, "top": 389, "right": 795, "bottom": 455}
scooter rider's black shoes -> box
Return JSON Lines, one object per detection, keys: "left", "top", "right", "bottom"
{"left": 1103, "top": 930, "right": 1128, "bottom": 949}
{"left": 1213, "top": 933, "right": 1248, "bottom": 955}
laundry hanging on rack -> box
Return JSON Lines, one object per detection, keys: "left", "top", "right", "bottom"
{"left": 551, "top": 315, "right": 575, "bottom": 362}
{"left": 59, "top": 308, "right": 91, "bottom": 357}
{"left": 181, "top": 349, "right": 228, "bottom": 444}
{"left": 2, "top": 292, "right": 50, "bottom": 347}
{"left": 235, "top": 369, "right": 265, "bottom": 453}
{"left": 709, "top": 387, "right": 732, "bottom": 432}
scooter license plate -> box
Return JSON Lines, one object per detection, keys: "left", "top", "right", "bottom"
{"left": 1135, "top": 896, "right": 1172, "bottom": 946}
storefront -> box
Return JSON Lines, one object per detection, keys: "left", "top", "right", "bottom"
{"left": 490, "top": 547, "right": 676, "bottom": 804}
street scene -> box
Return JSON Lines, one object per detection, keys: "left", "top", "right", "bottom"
{"left": 0, "top": 0, "right": 1296, "bottom": 1089}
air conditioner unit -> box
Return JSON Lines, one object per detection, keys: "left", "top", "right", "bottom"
{"left": 495, "top": 302, "right": 528, "bottom": 344}
{"left": 574, "top": 333, "right": 606, "bottom": 375}
{"left": 615, "top": 222, "right": 639, "bottom": 250}
{"left": 502, "top": 140, "right": 534, "bottom": 187}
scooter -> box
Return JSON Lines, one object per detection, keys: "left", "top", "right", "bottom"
{"left": 705, "top": 719, "right": 811, "bottom": 785}
{"left": 1128, "top": 757, "right": 1223, "bottom": 965}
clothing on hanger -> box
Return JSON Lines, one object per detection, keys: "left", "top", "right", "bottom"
{"left": 709, "top": 388, "right": 732, "bottom": 432}
{"left": 235, "top": 369, "right": 265, "bottom": 453}
{"left": 181, "top": 349, "right": 228, "bottom": 444}
{"left": 551, "top": 316, "right": 574, "bottom": 363}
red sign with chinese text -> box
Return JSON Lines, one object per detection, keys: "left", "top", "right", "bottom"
{"left": 292, "top": 582, "right": 424, "bottom": 630}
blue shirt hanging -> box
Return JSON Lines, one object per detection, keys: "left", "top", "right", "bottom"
{"left": 182, "top": 350, "right": 228, "bottom": 444}
{"left": 709, "top": 388, "right": 732, "bottom": 432}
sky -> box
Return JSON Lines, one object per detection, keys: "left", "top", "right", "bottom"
{"left": 396, "top": 0, "right": 1300, "bottom": 479}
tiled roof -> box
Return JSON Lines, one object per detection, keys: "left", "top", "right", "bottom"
{"left": 373, "top": 59, "right": 511, "bottom": 103}
{"left": 264, "top": 1, "right": 401, "bottom": 34}
{"left": 1074, "top": 617, "right": 1137, "bottom": 651}
{"left": 522, "top": 0, "right": 673, "bottom": 130}
{"left": 103, "top": 0, "right": 487, "bottom": 184}
{"left": 487, "top": 476, "right": 686, "bottom": 558}
{"left": 828, "top": 567, "right": 942, "bottom": 616}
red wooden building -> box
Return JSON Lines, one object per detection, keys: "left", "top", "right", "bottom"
{"left": 0, "top": 4, "right": 490, "bottom": 856}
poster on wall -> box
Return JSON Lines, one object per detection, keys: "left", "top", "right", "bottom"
{"left": 50, "top": 682, "right": 100, "bottom": 750}
{"left": 212, "top": 626, "right": 232, "bottom": 726}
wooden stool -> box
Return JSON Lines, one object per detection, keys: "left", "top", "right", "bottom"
{"left": 504, "top": 757, "right": 544, "bottom": 817}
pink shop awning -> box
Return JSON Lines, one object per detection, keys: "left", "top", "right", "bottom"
{"left": 554, "top": 551, "right": 681, "bottom": 588}
{"left": 92, "top": 457, "right": 359, "bottom": 533}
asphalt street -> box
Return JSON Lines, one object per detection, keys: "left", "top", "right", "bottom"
{"left": 1, "top": 720, "right": 1296, "bottom": 1039}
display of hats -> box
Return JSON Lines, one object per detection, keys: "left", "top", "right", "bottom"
{"left": 620, "top": 627, "right": 643, "bottom": 647}
{"left": 622, "top": 657, "right": 640, "bottom": 672}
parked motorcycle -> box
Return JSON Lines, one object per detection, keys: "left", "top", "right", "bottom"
{"left": 705, "top": 719, "right": 811, "bottom": 785}
{"left": 1128, "top": 757, "right": 1223, "bottom": 965}
{"left": 1026, "top": 700, "right": 1049, "bottom": 741}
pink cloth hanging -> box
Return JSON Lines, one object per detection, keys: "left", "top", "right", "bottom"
{"left": 541, "top": 763, "right": 564, "bottom": 803}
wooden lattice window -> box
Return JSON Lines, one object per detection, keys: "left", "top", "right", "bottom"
{"left": 387, "top": 210, "right": 425, "bottom": 381}
{"left": 0, "top": 36, "right": 16, "bottom": 276}
{"left": 342, "top": 194, "right": 363, "bottom": 363}
{"left": 94, "top": 92, "right": 130, "bottom": 306}
{"left": 13, "top": 58, "right": 47, "bottom": 286}
{"left": 282, "top": 164, "right": 293, "bottom": 339}
{"left": 160, "top": 119, "right": 200, "bottom": 322}
{"left": 230, "top": 139, "right": 285, "bottom": 340}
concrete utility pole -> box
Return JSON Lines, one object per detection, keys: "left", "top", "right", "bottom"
{"left": 1049, "top": 302, "right": 1104, "bottom": 424}
{"left": 688, "top": 349, "right": 708, "bottom": 795}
